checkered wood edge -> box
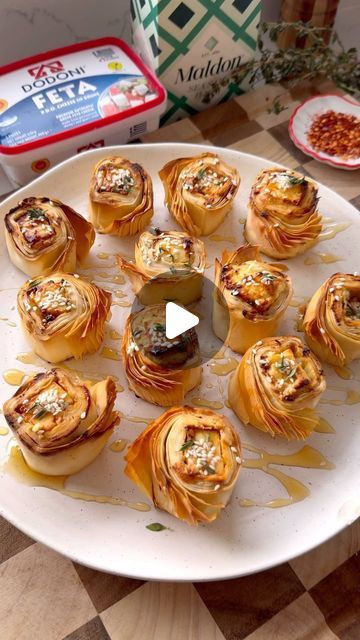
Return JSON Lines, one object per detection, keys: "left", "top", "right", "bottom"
{"left": 1, "top": 79, "right": 359, "bottom": 640}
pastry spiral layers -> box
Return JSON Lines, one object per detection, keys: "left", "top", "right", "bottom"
{"left": 117, "top": 229, "right": 206, "bottom": 305}
{"left": 3, "top": 368, "right": 119, "bottom": 476}
{"left": 4, "top": 196, "right": 95, "bottom": 277}
{"left": 125, "top": 406, "right": 241, "bottom": 525}
{"left": 228, "top": 336, "right": 326, "bottom": 439}
{"left": 17, "top": 273, "right": 112, "bottom": 363}
{"left": 89, "top": 156, "right": 153, "bottom": 236}
{"left": 213, "top": 244, "right": 293, "bottom": 353}
{"left": 245, "top": 168, "right": 321, "bottom": 259}
{"left": 303, "top": 273, "right": 360, "bottom": 366}
{"left": 159, "top": 152, "right": 240, "bottom": 236}
{"left": 121, "top": 304, "right": 201, "bottom": 406}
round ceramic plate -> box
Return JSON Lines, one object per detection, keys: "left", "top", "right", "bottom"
{"left": 289, "top": 94, "right": 360, "bottom": 170}
{"left": 0, "top": 143, "right": 359, "bottom": 581}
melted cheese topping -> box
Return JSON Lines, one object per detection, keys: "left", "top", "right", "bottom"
{"left": 96, "top": 164, "right": 135, "bottom": 194}
{"left": 141, "top": 232, "right": 195, "bottom": 269}
{"left": 221, "top": 260, "right": 288, "bottom": 315}
{"left": 25, "top": 277, "right": 75, "bottom": 326}
{"left": 17, "top": 207, "right": 56, "bottom": 246}
{"left": 257, "top": 343, "right": 321, "bottom": 402}
{"left": 180, "top": 160, "right": 237, "bottom": 204}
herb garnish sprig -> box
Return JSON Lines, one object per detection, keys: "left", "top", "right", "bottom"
{"left": 198, "top": 21, "right": 360, "bottom": 114}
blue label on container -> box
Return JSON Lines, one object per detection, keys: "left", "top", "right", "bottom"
{"left": 0, "top": 73, "right": 158, "bottom": 147}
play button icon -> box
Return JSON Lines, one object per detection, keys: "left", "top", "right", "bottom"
{"left": 128, "top": 267, "right": 230, "bottom": 370}
{"left": 165, "top": 302, "right": 199, "bottom": 339}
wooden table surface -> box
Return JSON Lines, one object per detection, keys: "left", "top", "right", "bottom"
{"left": 1, "top": 79, "right": 359, "bottom": 640}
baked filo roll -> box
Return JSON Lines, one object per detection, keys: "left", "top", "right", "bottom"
{"left": 17, "top": 273, "right": 111, "bottom": 363}
{"left": 228, "top": 336, "right": 326, "bottom": 439}
{"left": 89, "top": 156, "right": 153, "bottom": 236}
{"left": 4, "top": 196, "right": 95, "bottom": 277}
{"left": 3, "top": 368, "right": 119, "bottom": 475}
{"left": 245, "top": 168, "right": 321, "bottom": 259}
{"left": 213, "top": 244, "right": 292, "bottom": 353}
{"left": 303, "top": 272, "right": 360, "bottom": 366}
{"left": 122, "top": 304, "right": 201, "bottom": 406}
{"left": 159, "top": 152, "right": 240, "bottom": 236}
{"left": 125, "top": 406, "right": 241, "bottom": 525}
{"left": 117, "top": 228, "right": 206, "bottom": 305}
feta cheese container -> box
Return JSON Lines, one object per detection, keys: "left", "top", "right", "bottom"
{"left": 0, "top": 38, "right": 167, "bottom": 187}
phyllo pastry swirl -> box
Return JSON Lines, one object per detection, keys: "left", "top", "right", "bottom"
{"left": 89, "top": 156, "right": 153, "bottom": 236}
{"left": 122, "top": 304, "right": 201, "bottom": 406}
{"left": 159, "top": 152, "right": 240, "bottom": 236}
{"left": 125, "top": 406, "right": 241, "bottom": 525}
{"left": 213, "top": 244, "right": 293, "bottom": 353}
{"left": 4, "top": 196, "right": 95, "bottom": 277}
{"left": 17, "top": 273, "right": 112, "bottom": 363}
{"left": 118, "top": 228, "right": 206, "bottom": 305}
{"left": 228, "top": 336, "right": 326, "bottom": 439}
{"left": 303, "top": 273, "right": 360, "bottom": 366}
{"left": 3, "top": 368, "right": 119, "bottom": 476}
{"left": 245, "top": 168, "right": 321, "bottom": 259}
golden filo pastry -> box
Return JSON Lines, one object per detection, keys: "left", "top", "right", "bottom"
{"left": 117, "top": 228, "right": 206, "bottom": 305}
{"left": 213, "top": 244, "right": 292, "bottom": 353}
{"left": 125, "top": 406, "right": 241, "bottom": 525}
{"left": 122, "top": 304, "right": 201, "bottom": 406}
{"left": 303, "top": 272, "right": 360, "bottom": 366}
{"left": 4, "top": 196, "right": 95, "bottom": 277}
{"left": 159, "top": 152, "right": 240, "bottom": 236}
{"left": 3, "top": 368, "right": 119, "bottom": 476}
{"left": 245, "top": 168, "right": 322, "bottom": 259}
{"left": 89, "top": 156, "right": 153, "bottom": 236}
{"left": 228, "top": 336, "right": 326, "bottom": 440}
{"left": 17, "top": 273, "right": 112, "bottom": 363}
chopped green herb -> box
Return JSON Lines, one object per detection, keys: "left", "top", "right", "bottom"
{"left": 169, "top": 265, "right": 177, "bottom": 274}
{"left": 285, "top": 366, "right": 297, "bottom": 381}
{"left": 146, "top": 522, "right": 168, "bottom": 532}
{"left": 150, "top": 226, "right": 161, "bottom": 236}
{"left": 27, "top": 278, "right": 41, "bottom": 290}
{"left": 197, "top": 168, "right": 206, "bottom": 180}
{"left": 27, "top": 207, "right": 46, "bottom": 219}
{"left": 179, "top": 439, "right": 195, "bottom": 452}
{"left": 34, "top": 408, "right": 48, "bottom": 419}
{"left": 286, "top": 175, "right": 307, "bottom": 186}
{"left": 153, "top": 323, "right": 165, "bottom": 332}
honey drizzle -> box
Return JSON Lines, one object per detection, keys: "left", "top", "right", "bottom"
{"left": 209, "top": 357, "right": 238, "bottom": 376}
{"left": 318, "top": 221, "right": 351, "bottom": 242}
{"left": 320, "top": 388, "right": 360, "bottom": 406}
{"left": 191, "top": 397, "right": 224, "bottom": 410}
{"left": 315, "top": 418, "right": 335, "bottom": 434}
{"left": 304, "top": 252, "right": 342, "bottom": 265}
{"left": 16, "top": 352, "right": 41, "bottom": 365}
{"left": 241, "top": 443, "right": 334, "bottom": 508}
{"left": 100, "top": 346, "right": 121, "bottom": 361}
{"left": 0, "top": 427, "right": 9, "bottom": 436}
{"left": 109, "top": 439, "right": 129, "bottom": 452}
{"left": 333, "top": 365, "right": 354, "bottom": 380}
{"left": 119, "top": 412, "right": 151, "bottom": 425}
{"left": 3, "top": 369, "right": 26, "bottom": 386}
{"left": 108, "top": 329, "right": 122, "bottom": 341}
{"left": 0, "top": 317, "right": 16, "bottom": 327}
{"left": 209, "top": 234, "right": 237, "bottom": 243}
{"left": 2, "top": 446, "right": 150, "bottom": 512}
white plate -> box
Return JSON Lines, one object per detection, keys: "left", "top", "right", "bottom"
{"left": 0, "top": 143, "right": 359, "bottom": 582}
{"left": 289, "top": 94, "right": 360, "bottom": 170}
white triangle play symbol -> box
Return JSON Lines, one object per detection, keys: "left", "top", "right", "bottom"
{"left": 165, "top": 302, "right": 199, "bottom": 340}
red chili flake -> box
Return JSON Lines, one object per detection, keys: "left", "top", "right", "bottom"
{"left": 306, "top": 110, "right": 360, "bottom": 160}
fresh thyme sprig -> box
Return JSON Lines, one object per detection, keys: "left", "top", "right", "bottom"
{"left": 198, "top": 21, "right": 360, "bottom": 114}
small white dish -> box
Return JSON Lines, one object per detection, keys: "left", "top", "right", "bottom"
{"left": 289, "top": 94, "right": 360, "bottom": 170}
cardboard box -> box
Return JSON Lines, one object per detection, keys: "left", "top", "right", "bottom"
{"left": 131, "top": 0, "right": 261, "bottom": 124}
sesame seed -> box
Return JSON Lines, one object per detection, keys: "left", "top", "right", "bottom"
{"left": 230, "top": 446, "right": 237, "bottom": 452}
{"left": 320, "top": 328, "right": 325, "bottom": 334}
{"left": 235, "top": 456, "right": 241, "bottom": 464}
{"left": 80, "top": 411, "right": 86, "bottom": 419}
{"left": 214, "top": 484, "right": 220, "bottom": 490}
{"left": 74, "top": 273, "right": 80, "bottom": 278}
